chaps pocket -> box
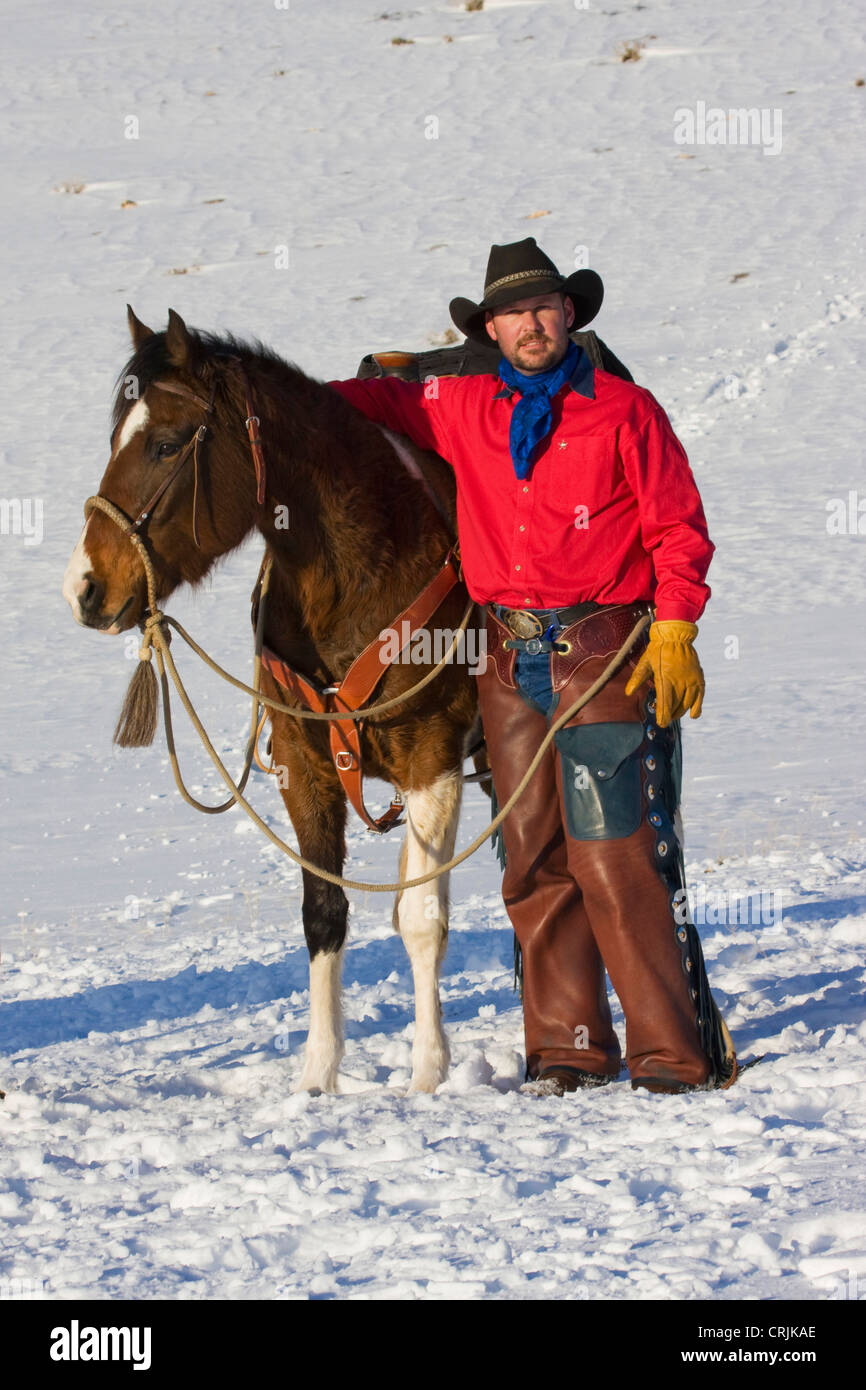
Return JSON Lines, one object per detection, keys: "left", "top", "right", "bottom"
{"left": 554, "top": 721, "right": 645, "bottom": 841}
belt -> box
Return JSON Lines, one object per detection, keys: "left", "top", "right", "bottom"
{"left": 492, "top": 600, "right": 612, "bottom": 641}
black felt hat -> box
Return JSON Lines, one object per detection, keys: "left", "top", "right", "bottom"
{"left": 449, "top": 237, "right": 604, "bottom": 347}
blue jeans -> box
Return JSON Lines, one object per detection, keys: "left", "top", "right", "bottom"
{"left": 491, "top": 606, "right": 562, "bottom": 719}
{"left": 515, "top": 644, "right": 558, "bottom": 717}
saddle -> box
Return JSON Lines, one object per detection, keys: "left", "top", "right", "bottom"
{"left": 355, "top": 327, "right": 634, "bottom": 385}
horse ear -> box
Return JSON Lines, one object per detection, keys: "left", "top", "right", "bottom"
{"left": 127, "top": 305, "right": 154, "bottom": 349}
{"left": 165, "top": 308, "right": 195, "bottom": 369}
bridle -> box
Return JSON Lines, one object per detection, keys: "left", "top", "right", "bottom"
{"left": 85, "top": 357, "right": 267, "bottom": 549}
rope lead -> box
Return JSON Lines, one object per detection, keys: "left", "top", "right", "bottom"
{"left": 87, "top": 479, "right": 652, "bottom": 889}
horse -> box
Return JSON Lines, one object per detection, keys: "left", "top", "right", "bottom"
{"left": 63, "top": 306, "right": 485, "bottom": 1094}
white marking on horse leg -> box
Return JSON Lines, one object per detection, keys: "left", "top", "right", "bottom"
{"left": 62, "top": 522, "right": 95, "bottom": 620}
{"left": 295, "top": 947, "right": 344, "bottom": 1093}
{"left": 394, "top": 771, "right": 462, "bottom": 1093}
{"left": 115, "top": 397, "right": 150, "bottom": 454}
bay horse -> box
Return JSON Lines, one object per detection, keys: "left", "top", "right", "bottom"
{"left": 63, "top": 307, "right": 484, "bottom": 1094}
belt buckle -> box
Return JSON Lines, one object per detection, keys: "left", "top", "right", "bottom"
{"left": 503, "top": 608, "right": 544, "bottom": 640}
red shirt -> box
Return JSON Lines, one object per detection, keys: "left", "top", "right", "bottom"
{"left": 327, "top": 353, "right": 714, "bottom": 622}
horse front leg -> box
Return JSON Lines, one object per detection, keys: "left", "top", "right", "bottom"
{"left": 393, "top": 769, "right": 463, "bottom": 1093}
{"left": 297, "top": 866, "right": 347, "bottom": 1094}
{"left": 269, "top": 717, "right": 348, "bottom": 1094}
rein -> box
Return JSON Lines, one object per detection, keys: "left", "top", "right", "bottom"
{"left": 86, "top": 359, "right": 652, "bottom": 891}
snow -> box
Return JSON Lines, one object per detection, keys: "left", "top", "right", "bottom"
{"left": 1, "top": 0, "right": 865, "bottom": 1300}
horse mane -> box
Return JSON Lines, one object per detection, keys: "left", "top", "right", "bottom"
{"left": 107, "top": 319, "right": 455, "bottom": 623}
{"left": 110, "top": 327, "right": 298, "bottom": 435}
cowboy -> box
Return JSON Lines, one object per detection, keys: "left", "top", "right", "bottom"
{"left": 328, "top": 237, "right": 736, "bottom": 1095}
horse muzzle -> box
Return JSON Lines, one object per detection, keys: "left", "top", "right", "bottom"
{"left": 64, "top": 579, "right": 135, "bottom": 633}
{"left": 63, "top": 521, "right": 142, "bottom": 631}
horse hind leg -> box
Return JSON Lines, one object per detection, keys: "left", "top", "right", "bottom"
{"left": 392, "top": 769, "right": 462, "bottom": 1093}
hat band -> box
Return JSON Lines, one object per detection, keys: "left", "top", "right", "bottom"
{"left": 483, "top": 268, "right": 565, "bottom": 298}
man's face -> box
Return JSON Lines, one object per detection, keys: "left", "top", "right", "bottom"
{"left": 485, "top": 291, "right": 575, "bottom": 373}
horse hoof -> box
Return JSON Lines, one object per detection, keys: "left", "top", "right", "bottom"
{"left": 407, "top": 1064, "right": 448, "bottom": 1094}
{"left": 293, "top": 1073, "right": 338, "bottom": 1095}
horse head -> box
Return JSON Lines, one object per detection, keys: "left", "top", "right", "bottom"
{"left": 63, "top": 307, "right": 259, "bottom": 633}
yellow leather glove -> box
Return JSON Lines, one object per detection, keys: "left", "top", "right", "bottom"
{"left": 624, "top": 620, "right": 705, "bottom": 726}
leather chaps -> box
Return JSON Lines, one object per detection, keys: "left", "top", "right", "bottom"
{"left": 475, "top": 604, "right": 733, "bottom": 1089}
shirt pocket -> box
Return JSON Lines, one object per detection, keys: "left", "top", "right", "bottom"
{"left": 543, "top": 434, "right": 622, "bottom": 526}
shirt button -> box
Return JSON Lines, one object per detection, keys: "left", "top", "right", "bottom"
{"left": 515, "top": 564, "right": 521, "bottom": 571}
{"left": 519, "top": 525, "right": 525, "bottom": 532}
{"left": 522, "top": 486, "right": 529, "bottom": 493}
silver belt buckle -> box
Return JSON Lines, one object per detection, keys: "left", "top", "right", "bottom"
{"left": 503, "top": 608, "right": 544, "bottom": 640}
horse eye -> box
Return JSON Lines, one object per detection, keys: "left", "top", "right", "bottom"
{"left": 157, "top": 441, "right": 180, "bottom": 459}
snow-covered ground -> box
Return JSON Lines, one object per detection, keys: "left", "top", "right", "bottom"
{"left": 1, "top": 0, "right": 865, "bottom": 1300}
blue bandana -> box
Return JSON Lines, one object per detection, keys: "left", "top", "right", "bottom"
{"left": 498, "top": 339, "right": 580, "bottom": 479}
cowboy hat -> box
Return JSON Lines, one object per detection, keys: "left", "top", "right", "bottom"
{"left": 449, "top": 237, "right": 604, "bottom": 347}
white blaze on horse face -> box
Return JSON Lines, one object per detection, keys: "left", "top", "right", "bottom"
{"left": 62, "top": 521, "right": 95, "bottom": 621}
{"left": 394, "top": 771, "right": 462, "bottom": 1093}
{"left": 63, "top": 397, "right": 152, "bottom": 621}
{"left": 114, "top": 397, "right": 150, "bottom": 457}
